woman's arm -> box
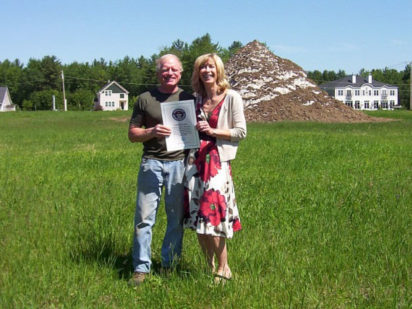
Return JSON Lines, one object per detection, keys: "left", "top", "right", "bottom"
{"left": 227, "top": 91, "right": 247, "bottom": 141}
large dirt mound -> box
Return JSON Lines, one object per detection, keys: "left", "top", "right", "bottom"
{"left": 225, "top": 40, "right": 380, "bottom": 123}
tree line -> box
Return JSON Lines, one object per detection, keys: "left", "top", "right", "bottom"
{"left": 0, "top": 33, "right": 410, "bottom": 110}
{"left": 0, "top": 34, "right": 242, "bottom": 111}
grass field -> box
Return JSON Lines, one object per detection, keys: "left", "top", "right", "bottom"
{"left": 0, "top": 110, "right": 411, "bottom": 308}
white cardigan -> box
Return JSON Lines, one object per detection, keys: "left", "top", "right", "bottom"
{"left": 198, "top": 89, "right": 247, "bottom": 162}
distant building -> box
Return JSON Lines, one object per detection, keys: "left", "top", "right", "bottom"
{"left": 320, "top": 74, "right": 399, "bottom": 110}
{"left": 95, "top": 81, "right": 129, "bottom": 111}
{"left": 0, "top": 86, "right": 16, "bottom": 112}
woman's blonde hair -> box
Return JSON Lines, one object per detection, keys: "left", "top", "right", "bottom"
{"left": 191, "top": 53, "right": 230, "bottom": 97}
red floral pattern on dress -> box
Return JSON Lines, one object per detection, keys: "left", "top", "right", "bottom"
{"left": 195, "top": 141, "right": 221, "bottom": 182}
{"left": 232, "top": 218, "right": 241, "bottom": 231}
{"left": 199, "top": 189, "right": 227, "bottom": 226}
{"left": 183, "top": 96, "right": 241, "bottom": 237}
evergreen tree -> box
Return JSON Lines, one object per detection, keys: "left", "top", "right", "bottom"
{"left": 1, "top": 33, "right": 409, "bottom": 110}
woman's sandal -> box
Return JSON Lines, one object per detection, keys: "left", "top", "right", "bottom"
{"left": 213, "top": 268, "right": 232, "bottom": 284}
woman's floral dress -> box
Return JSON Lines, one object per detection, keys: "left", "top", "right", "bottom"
{"left": 183, "top": 97, "right": 241, "bottom": 238}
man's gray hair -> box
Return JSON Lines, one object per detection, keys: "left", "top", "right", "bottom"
{"left": 156, "top": 54, "right": 183, "bottom": 72}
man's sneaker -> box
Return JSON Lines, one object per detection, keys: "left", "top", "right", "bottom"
{"left": 128, "top": 272, "right": 146, "bottom": 287}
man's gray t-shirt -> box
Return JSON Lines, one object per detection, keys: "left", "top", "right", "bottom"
{"left": 130, "top": 88, "right": 195, "bottom": 161}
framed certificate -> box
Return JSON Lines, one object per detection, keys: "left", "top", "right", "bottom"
{"left": 160, "top": 99, "right": 200, "bottom": 151}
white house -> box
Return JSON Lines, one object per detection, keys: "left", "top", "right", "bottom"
{"left": 95, "top": 81, "right": 129, "bottom": 111}
{"left": 320, "top": 74, "right": 399, "bottom": 110}
{"left": 0, "top": 86, "right": 16, "bottom": 112}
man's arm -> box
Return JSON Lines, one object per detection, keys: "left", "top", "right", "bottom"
{"left": 128, "top": 123, "right": 172, "bottom": 143}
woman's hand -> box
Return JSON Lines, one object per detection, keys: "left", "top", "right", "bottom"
{"left": 196, "top": 120, "right": 215, "bottom": 136}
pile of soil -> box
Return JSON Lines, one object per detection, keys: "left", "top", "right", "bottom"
{"left": 225, "top": 40, "right": 381, "bottom": 123}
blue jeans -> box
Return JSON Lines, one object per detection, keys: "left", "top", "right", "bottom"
{"left": 132, "top": 158, "right": 185, "bottom": 273}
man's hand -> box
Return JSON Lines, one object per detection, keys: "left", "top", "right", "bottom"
{"left": 129, "top": 124, "right": 172, "bottom": 143}
{"left": 149, "top": 124, "right": 172, "bottom": 138}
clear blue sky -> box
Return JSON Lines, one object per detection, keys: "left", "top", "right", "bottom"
{"left": 2, "top": 0, "right": 411, "bottom": 73}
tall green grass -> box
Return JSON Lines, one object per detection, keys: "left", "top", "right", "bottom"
{"left": 1, "top": 111, "right": 411, "bottom": 308}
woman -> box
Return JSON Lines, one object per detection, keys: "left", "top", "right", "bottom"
{"left": 184, "top": 53, "right": 246, "bottom": 283}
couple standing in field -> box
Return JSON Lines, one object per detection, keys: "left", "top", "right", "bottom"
{"left": 127, "top": 53, "right": 246, "bottom": 286}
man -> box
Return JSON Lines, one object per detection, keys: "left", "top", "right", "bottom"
{"left": 128, "top": 54, "right": 194, "bottom": 286}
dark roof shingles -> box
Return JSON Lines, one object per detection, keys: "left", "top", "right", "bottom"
{"left": 320, "top": 75, "right": 396, "bottom": 88}
{"left": 0, "top": 87, "right": 7, "bottom": 102}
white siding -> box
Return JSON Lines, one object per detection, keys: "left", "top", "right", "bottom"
{"left": 96, "top": 82, "right": 129, "bottom": 111}
{"left": 336, "top": 85, "right": 398, "bottom": 110}
{"left": 0, "top": 88, "right": 16, "bottom": 112}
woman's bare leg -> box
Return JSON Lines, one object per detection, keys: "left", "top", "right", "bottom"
{"left": 197, "top": 234, "right": 215, "bottom": 271}
{"left": 213, "top": 236, "right": 231, "bottom": 277}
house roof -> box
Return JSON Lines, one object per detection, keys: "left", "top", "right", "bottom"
{"left": 98, "top": 80, "right": 129, "bottom": 94}
{"left": 0, "top": 86, "right": 8, "bottom": 102}
{"left": 320, "top": 75, "right": 397, "bottom": 89}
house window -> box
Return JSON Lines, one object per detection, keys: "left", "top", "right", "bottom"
{"left": 374, "top": 101, "right": 379, "bottom": 109}
{"left": 390, "top": 100, "right": 394, "bottom": 108}
{"left": 105, "top": 90, "right": 112, "bottom": 96}
{"left": 346, "top": 90, "right": 351, "bottom": 96}
{"left": 355, "top": 90, "right": 360, "bottom": 96}
{"left": 374, "top": 90, "right": 379, "bottom": 96}
{"left": 120, "top": 93, "right": 124, "bottom": 98}
{"left": 345, "top": 101, "right": 353, "bottom": 107}
{"left": 355, "top": 101, "right": 360, "bottom": 109}
{"left": 368, "top": 90, "right": 371, "bottom": 96}
{"left": 364, "top": 101, "right": 369, "bottom": 109}
{"left": 390, "top": 90, "right": 395, "bottom": 96}
{"left": 381, "top": 101, "right": 388, "bottom": 109}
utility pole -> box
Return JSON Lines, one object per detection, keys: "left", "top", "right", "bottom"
{"left": 410, "top": 62, "right": 412, "bottom": 110}
{"left": 61, "top": 70, "right": 67, "bottom": 111}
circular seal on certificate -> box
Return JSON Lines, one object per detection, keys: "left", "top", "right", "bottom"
{"left": 172, "top": 108, "right": 186, "bottom": 121}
